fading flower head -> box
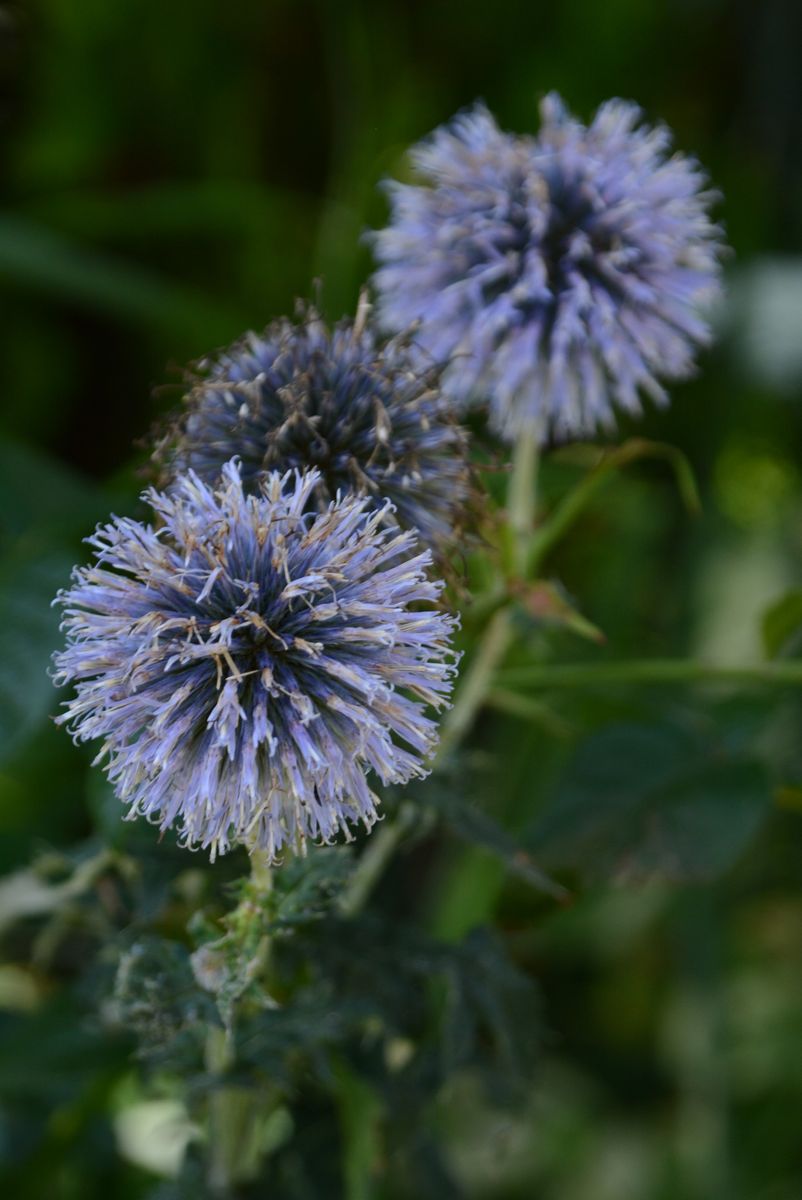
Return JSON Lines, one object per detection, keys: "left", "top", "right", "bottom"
{"left": 372, "top": 94, "right": 724, "bottom": 441}
{"left": 53, "top": 462, "right": 458, "bottom": 860}
{"left": 155, "top": 305, "right": 468, "bottom": 550}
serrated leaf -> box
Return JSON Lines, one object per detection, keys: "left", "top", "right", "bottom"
{"left": 762, "top": 590, "right": 802, "bottom": 658}
{"left": 528, "top": 723, "right": 771, "bottom": 883}
{"left": 110, "top": 939, "right": 216, "bottom": 1069}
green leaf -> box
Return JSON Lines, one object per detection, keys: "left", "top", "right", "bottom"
{"left": 528, "top": 723, "right": 771, "bottom": 883}
{"left": 762, "top": 590, "right": 802, "bottom": 658}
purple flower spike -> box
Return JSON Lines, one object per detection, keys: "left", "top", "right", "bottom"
{"left": 53, "top": 462, "right": 459, "bottom": 861}
{"left": 372, "top": 94, "right": 724, "bottom": 441}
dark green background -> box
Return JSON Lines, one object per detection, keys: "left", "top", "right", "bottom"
{"left": 1, "top": 2, "right": 801, "bottom": 1197}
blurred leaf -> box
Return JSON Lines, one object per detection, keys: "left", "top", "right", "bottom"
{"left": 0, "top": 215, "right": 242, "bottom": 342}
{"left": 528, "top": 723, "right": 771, "bottom": 883}
{"left": 485, "top": 688, "right": 574, "bottom": 738}
{"left": 438, "top": 928, "right": 540, "bottom": 1100}
{"left": 0, "top": 994, "right": 128, "bottom": 1103}
{"left": 551, "top": 438, "right": 702, "bottom": 513}
{"left": 26, "top": 180, "right": 315, "bottom": 241}
{"left": 0, "top": 439, "right": 103, "bottom": 548}
{"left": 334, "top": 1062, "right": 382, "bottom": 1200}
{"left": 109, "top": 939, "right": 215, "bottom": 1072}
{"left": 511, "top": 579, "right": 606, "bottom": 644}
{"left": 0, "top": 549, "right": 74, "bottom": 762}
{"left": 733, "top": 257, "right": 802, "bottom": 392}
{"left": 0, "top": 965, "right": 44, "bottom": 1013}
{"left": 530, "top": 438, "right": 701, "bottom": 570}
{"left": 0, "top": 847, "right": 117, "bottom": 935}
{"left": 762, "top": 590, "right": 802, "bottom": 659}
{"left": 428, "top": 790, "right": 568, "bottom": 901}
{"left": 0, "top": 440, "right": 116, "bottom": 763}
{"left": 113, "top": 1097, "right": 196, "bottom": 1178}
{"left": 775, "top": 785, "right": 802, "bottom": 811}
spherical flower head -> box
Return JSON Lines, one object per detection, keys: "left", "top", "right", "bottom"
{"left": 372, "top": 94, "right": 724, "bottom": 442}
{"left": 155, "top": 305, "right": 469, "bottom": 550}
{"left": 53, "top": 462, "right": 459, "bottom": 860}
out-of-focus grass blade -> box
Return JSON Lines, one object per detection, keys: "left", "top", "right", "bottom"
{"left": 25, "top": 180, "right": 316, "bottom": 240}
{"left": 0, "top": 215, "right": 242, "bottom": 342}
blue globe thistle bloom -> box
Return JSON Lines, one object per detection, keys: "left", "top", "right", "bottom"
{"left": 53, "top": 462, "right": 459, "bottom": 860}
{"left": 155, "top": 305, "right": 468, "bottom": 550}
{"left": 372, "top": 94, "right": 724, "bottom": 441}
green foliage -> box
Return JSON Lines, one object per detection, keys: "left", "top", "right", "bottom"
{"left": 528, "top": 722, "right": 772, "bottom": 883}
{"left": 1, "top": 2, "right": 802, "bottom": 1198}
{"left": 0, "top": 440, "right": 109, "bottom": 763}
{"left": 762, "top": 590, "right": 802, "bottom": 659}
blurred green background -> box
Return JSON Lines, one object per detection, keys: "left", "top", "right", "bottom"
{"left": 1, "top": 1, "right": 802, "bottom": 1197}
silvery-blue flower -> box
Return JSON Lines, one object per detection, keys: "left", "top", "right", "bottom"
{"left": 53, "top": 462, "right": 459, "bottom": 860}
{"left": 155, "top": 306, "right": 468, "bottom": 549}
{"left": 372, "top": 94, "right": 724, "bottom": 441}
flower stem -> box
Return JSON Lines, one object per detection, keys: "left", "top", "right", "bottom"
{"left": 205, "top": 1024, "right": 236, "bottom": 1194}
{"left": 437, "top": 607, "right": 513, "bottom": 759}
{"left": 340, "top": 436, "right": 541, "bottom": 915}
{"left": 508, "top": 425, "right": 540, "bottom": 576}
{"left": 203, "top": 849, "right": 274, "bottom": 1191}
{"left": 338, "top": 802, "right": 419, "bottom": 918}
{"left": 249, "top": 846, "right": 273, "bottom": 894}
{"left": 439, "top": 429, "right": 541, "bottom": 757}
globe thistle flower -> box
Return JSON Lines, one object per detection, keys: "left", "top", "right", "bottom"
{"left": 372, "top": 94, "right": 724, "bottom": 441}
{"left": 53, "top": 462, "right": 459, "bottom": 860}
{"left": 154, "top": 304, "right": 468, "bottom": 550}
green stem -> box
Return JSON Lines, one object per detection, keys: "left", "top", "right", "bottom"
{"left": 507, "top": 425, "right": 540, "bottom": 575}
{"left": 524, "top": 438, "right": 700, "bottom": 576}
{"left": 204, "top": 850, "right": 274, "bottom": 1191}
{"left": 496, "top": 658, "right": 802, "bottom": 690}
{"left": 525, "top": 469, "right": 608, "bottom": 574}
{"left": 340, "top": 438, "right": 541, "bottom": 916}
{"left": 249, "top": 846, "right": 273, "bottom": 893}
{"left": 337, "top": 802, "right": 419, "bottom": 918}
{"left": 439, "top": 430, "right": 543, "bottom": 757}
{"left": 206, "top": 1024, "right": 236, "bottom": 1194}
